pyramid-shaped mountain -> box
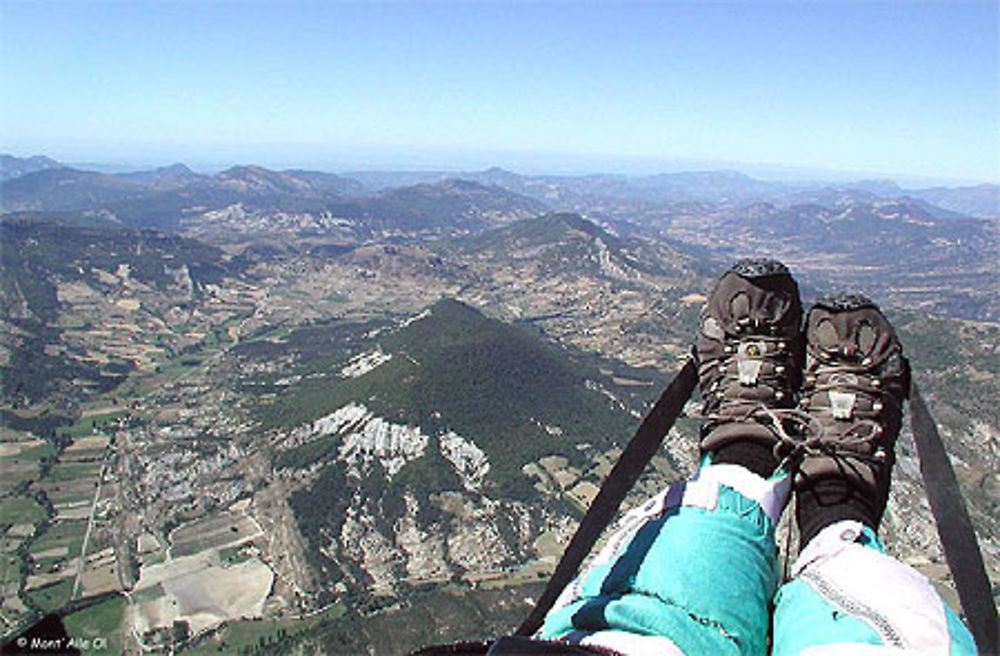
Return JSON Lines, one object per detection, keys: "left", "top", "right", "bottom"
{"left": 241, "top": 298, "right": 672, "bottom": 596}
{"left": 255, "top": 298, "right": 660, "bottom": 495}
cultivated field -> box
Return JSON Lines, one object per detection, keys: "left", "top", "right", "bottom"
{"left": 131, "top": 508, "right": 275, "bottom": 640}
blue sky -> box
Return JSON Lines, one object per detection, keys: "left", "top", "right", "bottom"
{"left": 2, "top": 1, "right": 998, "bottom": 183}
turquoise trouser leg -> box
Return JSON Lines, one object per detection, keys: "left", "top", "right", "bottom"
{"left": 539, "top": 462, "right": 790, "bottom": 656}
{"left": 772, "top": 521, "right": 977, "bottom": 656}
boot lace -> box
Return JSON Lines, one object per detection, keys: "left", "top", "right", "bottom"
{"left": 700, "top": 330, "right": 798, "bottom": 423}
{"left": 769, "top": 359, "right": 896, "bottom": 472}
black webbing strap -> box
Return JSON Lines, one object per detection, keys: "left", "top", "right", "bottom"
{"left": 515, "top": 358, "right": 699, "bottom": 636}
{"left": 910, "top": 382, "right": 1000, "bottom": 655}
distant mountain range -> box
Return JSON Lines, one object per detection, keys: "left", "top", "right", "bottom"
{"left": 1, "top": 155, "right": 547, "bottom": 235}
{"left": 344, "top": 165, "right": 999, "bottom": 219}
{"left": 1, "top": 154, "right": 997, "bottom": 327}
{"left": 3, "top": 154, "right": 998, "bottom": 221}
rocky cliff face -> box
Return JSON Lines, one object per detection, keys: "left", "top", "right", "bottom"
{"left": 278, "top": 401, "right": 565, "bottom": 600}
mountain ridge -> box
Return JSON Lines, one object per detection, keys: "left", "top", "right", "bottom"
{"left": 5, "top": 155, "right": 996, "bottom": 221}
{"left": 0, "top": 154, "right": 66, "bottom": 181}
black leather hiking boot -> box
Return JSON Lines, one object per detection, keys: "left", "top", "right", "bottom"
{"left": 794, "top": 293, "right": 911, "bottom": 546}
{"left": 696, "top": 258, "right": 804, "bottom": 477}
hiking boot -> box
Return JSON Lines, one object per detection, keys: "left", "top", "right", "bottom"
{"left": 696, "top": 258, "right": 804, "bottom": 477}
{"left": 794, "top": 293, "right": 911, "bottom": 546}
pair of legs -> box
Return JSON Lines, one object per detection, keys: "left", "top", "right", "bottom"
{"left": 536, "top": 260, "right": 975, "bottom": 655}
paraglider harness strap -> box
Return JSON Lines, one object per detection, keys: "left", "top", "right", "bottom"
{"left": 515, "top": 357, "right": 699, "bottom": 636}
{"left": 909, "top": 383, "right": 998, "bottom": 655}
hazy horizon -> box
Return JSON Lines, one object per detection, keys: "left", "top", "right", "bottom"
{"left": 5, "top": 148, "right": 993, "bottom": 190}
{"left": 3, "top": 1, "right": 998, "bottom": 186}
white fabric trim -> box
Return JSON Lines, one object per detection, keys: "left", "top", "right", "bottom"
{"left": 579, "top": 629, "right": 686, "bottom": 656}
{"left": 688, "top": 463, "right": 791, "bottom": 524}
{"left": 791, "top": 519, "right": 865, "bottom": 577}
{"left": 802, "top": 644, "right": 941, "bottom": 656}
{"left": 790, "top": 521, "right": 951, "bottom": 654}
